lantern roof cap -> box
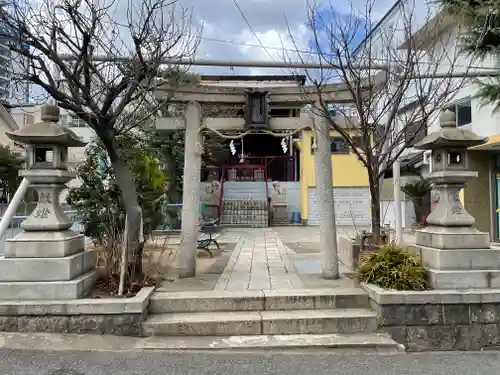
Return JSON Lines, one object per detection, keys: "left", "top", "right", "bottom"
{"left": 5, "top": 104, "right": 86, "bottom": 147}
{"left": 414, "top": 109, "right": 486, "bottom": 150}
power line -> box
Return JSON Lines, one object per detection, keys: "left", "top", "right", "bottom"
{"left": 200, "top": 36, "right": 496, "bottom": 72}
{"left": 61, "top": 55, "right": 386, "bottom": 70}
{"left": 202, "top": 36, "right": 312, "bottom": 54}
{"left": 232, "top": 0, "right": 288, "bottom": 74}
{"left": 232, "top": 0, "right": 274, "bottom": 62}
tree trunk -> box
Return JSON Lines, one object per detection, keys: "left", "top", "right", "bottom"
{"left": 414, "top": 194, "right": 431, "bottom": 226}
{"left": 105, "top": 136, "right": 144, "bottom": 282}
{"left": 370, "top": 181, "right": 381, "bottom": 245}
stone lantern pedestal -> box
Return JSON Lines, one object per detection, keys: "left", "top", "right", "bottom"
{"left": 0, "top": 104, "right": 96, "bottom": 300}
{"left": 414, "top": 110, "right": 500, "bottom": 289}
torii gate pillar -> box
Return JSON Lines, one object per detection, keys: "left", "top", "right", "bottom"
{"left": 179, "top": 101, "right": 202, "bottom": 278}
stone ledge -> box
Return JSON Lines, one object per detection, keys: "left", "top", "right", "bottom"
{"left": 0, "top": 270, "right": 98, "bottom": 300}
{"left": 0, "top": 287, "right": 155, "bottom": 336}
{"left": 0, "top": 286, "right": 155, "bottom": 315}
{"left": 362, "top": 283, "right": 500, "bottom": 351}
{"left": 0, "top": 250, "right": 96, "bottom": 282}
{"left": 361, "top": 283, "right": 500, "bottom": 304}
{"left": 5, "top": 230, "right": 85, "bottom": 258}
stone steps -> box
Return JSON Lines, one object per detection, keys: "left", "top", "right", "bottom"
{"left": 143, "top": 308, "right": 378, "bottom": 336}
{"left": 222, "top": 200, "right": 268, "bottom": 210}
{"left": 137, "top": 332, "right": 403, "bottom": 351}
{"left": 141, "top": 289, "right": 402, "bottom": 351}
{"left": 221, "top": 216, "right": 268, "bottom": 227}
{"left": 272, "top": 219, "right": 291, "bottom": 225}
{"left": 221, "top": 199, "right": 269, "bottom": 226}
{"left": 149, "top": 289, "right": 368, "bottom": 313}
{"left": 0, "top": 331, "right": 403, "bottom": 352}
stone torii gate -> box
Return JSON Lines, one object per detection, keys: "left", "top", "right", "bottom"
{"left": 154, "top": 81, "right": 360, "bottom": 279}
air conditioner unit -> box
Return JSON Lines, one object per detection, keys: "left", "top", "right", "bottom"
{"left": 422, "top": 150, "right": 432, "bottom": 172}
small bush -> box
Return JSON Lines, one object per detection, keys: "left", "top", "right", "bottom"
{"left": 357, "top": 245, "right": 428, "bottom": 291}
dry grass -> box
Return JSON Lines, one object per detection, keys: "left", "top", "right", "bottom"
{"left": 89, "top": 234, "right": 225, "bottom": 284}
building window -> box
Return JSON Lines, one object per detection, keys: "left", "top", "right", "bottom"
{"left": 310, "top": 136, "right": 350, "bottom": 153}
{"left": 67, "top": 115, "right": 87, "bottom": 128}
{"left": 59, "top": 114, "right": 69, "bottom": 127}
{"left": 328, "top": 103, "right": 358, "bottom": 118}
{"left": 330, "top": 136, "right": 349, "bottom": 154}
{"left": 445, "top": 98, "right": 472, "bottom": 127}
{"left": 405, "top": 120, "right": 427, "bottom": 146}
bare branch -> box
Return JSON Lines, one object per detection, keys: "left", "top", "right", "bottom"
{"left": 286, "top": 0, "right": 476, "bottom": 238}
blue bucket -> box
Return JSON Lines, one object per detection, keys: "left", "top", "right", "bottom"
{"left": 290, "top": 212, "right": 301, "bottom": 223}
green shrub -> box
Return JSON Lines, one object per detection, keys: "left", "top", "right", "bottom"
{"left": 357, "top": 245, "right": 428, "bottom": 291}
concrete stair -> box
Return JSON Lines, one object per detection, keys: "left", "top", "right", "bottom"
{"left": 221, "top": 200, "right": 269, "bottom": 227}
{"left": 142, "top": 289, "right": 402, "bottom": 351}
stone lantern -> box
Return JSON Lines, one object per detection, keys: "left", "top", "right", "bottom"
{"left": 413, "top": 109, "right": 500, "bottom": 289}
{"left": 0, "top": 104, "right": 97, "bottom": 300}
{"left": 414, "top": 109, "right": 486, "bottom": 228}
{"left": 6, "top": 105, "right": 86, "bottom": 231}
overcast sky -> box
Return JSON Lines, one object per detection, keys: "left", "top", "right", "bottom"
{"left": 180, "top": 0, "right": 398, "bottom": 75}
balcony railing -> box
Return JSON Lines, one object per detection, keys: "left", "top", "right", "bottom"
{"left": 221, "top": 156, "right": 295, "bottom": 182}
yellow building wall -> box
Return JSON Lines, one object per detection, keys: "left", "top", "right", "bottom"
{"left": 298, "top": 129, "right": 369, "bottom": 221}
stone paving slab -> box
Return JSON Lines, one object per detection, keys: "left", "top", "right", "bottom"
{"left": 215, "top": 228, "right": 304, "bottom": 291}
{"left": 158, "top": 227, "right": 363, "bottom": 293}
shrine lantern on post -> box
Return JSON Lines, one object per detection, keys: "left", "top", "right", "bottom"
{"left": 413, "top": 109, "right": 486, "bottom": 228}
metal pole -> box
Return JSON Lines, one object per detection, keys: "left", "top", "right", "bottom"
{"left": 411, "top": 71, "right": 500, "bottom": 79}
{"left": 118, "top": 215, "right": 128, "bottom": 296}
{"left": 57, "top": 54, "right": 500, "bottom": 78}
{"left": 58, "top": 54, "right": 389, "bottom": 71}
{"left": 0, "top": 178, "right": 29, "bottom": 239}
{"left": 393, "top": 159, "right": 403, "bottom": 244}
{"left": 49, "top": 62, "right": 60, "bottom": 105}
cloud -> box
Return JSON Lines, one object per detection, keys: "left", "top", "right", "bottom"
{"left": 188, "top": 0, "right": 398, "bottom": 76}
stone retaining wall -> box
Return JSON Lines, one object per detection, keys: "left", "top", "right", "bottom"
{"left": 0, "top": 313, "right": 146, "bottom": 336}
{"left": 0, "top": 287, "right": 154, "bottom": 336}
{"left": 363, "top": 284, "right": 500, "bottom": 351}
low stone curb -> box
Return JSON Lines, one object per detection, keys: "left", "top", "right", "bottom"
{"left": 361, "top": 283, "right": 500, "bottom": 351}
{"left": 0, "top": 331, "right": 404, "bottom": 352}
{"left": 0, "top": 287, "right": 155, "bottom": 336}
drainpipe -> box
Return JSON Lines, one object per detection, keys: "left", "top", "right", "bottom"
{"left": 393, "top": 159, "right": 403, "bottom": 245}
{"left": 0, "top": 178, "right": 30, "bottom": 239}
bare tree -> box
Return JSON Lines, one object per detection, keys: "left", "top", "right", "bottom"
{"left": 0, "top": 0, "right": 199, "bottom": 279}
{"left": 289, "top": 0, "right": 474, "bottom": 241}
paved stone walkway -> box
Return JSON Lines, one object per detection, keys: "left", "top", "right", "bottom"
{"left": 215, "top": 228, "right": 303, "bottom": 291}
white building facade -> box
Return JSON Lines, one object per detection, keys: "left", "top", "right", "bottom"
{"left": 353, "top": 0, "right": 500, "bottom": 233}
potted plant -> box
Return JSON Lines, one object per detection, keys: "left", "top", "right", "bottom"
{"left": 401, "top": 178, "right": 432, "bottom": 227}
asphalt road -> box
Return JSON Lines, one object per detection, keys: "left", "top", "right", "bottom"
{"left": 3, "top": 349, "right": 500, "bottom": 375}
